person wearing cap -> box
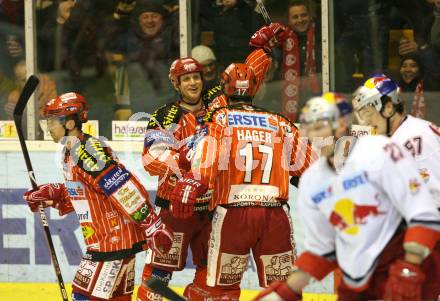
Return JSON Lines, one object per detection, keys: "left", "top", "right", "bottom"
{"left": 108, "top": 0, "right": 179, "bottom": 118}
{"left": 191, "top": 45, "right": 220, "bottom": 91}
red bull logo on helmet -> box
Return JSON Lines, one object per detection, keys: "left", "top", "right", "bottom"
{"left": 329, "top": 198, "right": 383, "bottom": 235}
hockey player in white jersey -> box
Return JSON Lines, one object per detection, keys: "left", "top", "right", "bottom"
{"left": 352, "top": 75, "right": 440, "bottom": 208}
{"left": 253, "top": 93, "right": 440, "bottom": 301}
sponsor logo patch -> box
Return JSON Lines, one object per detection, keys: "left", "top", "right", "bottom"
{"left": 92, "top": 260, "right": 122, "bottom": 299}
{"left": 98, "top": 166, "right": 131, "bottom": 196}
{"left": 144, "top": 130, "right": 175, "bottom": 148}
{"left": 73, "top": 258, "right": 99, "bottom": 292}
{"left": 217, "top": 253, "right": 248, "bottom": 286}
{"left": 152, "top": 232, "right": 184, "bottom": 268}
{"left": 227, "top": 112, "right": 278, "bottom": 131}
{"left": 342, "top": 172, "right": 368, "bottom": 191}
{"left": 81, "top": 225, "right": 95, "bottom": 240}
{"left": 113, "top": 180, "right": 145, "bottom": 215}
{"left": 228, "top": 185, "right": 279, "bottom": 205}
{"left": 311, "top": 186, "right": 332, "bottom": 204}
{"left": 260, "top": 252, "right": 294, "bottom": 286}
{"left": 66, "top": 181, "right": 86, "bottom": 200}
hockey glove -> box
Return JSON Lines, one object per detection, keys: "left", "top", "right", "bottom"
{"left": 384, "top": 259, "right": 425, "bottom": 301}
{"left": 23, "top": 183, "right": 67, "bottom": 212}
{"left": 253, "top": 281, "right": 301, "bottom": 301}
{"left": 249, "top": 23, "right": 287, "bottom": 53}
{"left": 178, "top": 144, "right": 193, "bottom": 172}
{"left": 141, "top": 214, "right": 174, "bottom": 257}
{"left": 170, "top": 175, "right": 208, "bottom": 219}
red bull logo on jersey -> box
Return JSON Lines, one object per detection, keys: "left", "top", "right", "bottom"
{"left": 227, "top": 112, "right": 278, "bottom": 131}
{"left": 329, "top": 198, "right": 383, "bottom": 235}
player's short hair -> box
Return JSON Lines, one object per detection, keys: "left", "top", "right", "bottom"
{"left": 381, "top": 96, "right": 405, "bottom": 114}
{"left": 288, "top": 0, "right": 310, "bottom": 13}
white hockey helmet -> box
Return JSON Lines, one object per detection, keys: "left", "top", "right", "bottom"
{"left": 352, "top": 75, "right": 400, "bottom": 112}
{"left": 300, "top": 92, "right": 352, "bottom": 129}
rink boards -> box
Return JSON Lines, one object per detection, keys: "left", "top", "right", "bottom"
{"left": 0, "top": 141, "right": 334, "bottom": 300}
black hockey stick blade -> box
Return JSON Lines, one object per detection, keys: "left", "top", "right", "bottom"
{"left": 13, "top": 75, "right": 69, "bottom": 301}
{"left": 256, "top": 0, "right": 272, "bottom": 24}
{"left": 146, "top": 279, "right": 187, "bottom": 301}
{"left": 13, "top": 75, "right": 40, "bottom": 117}
{"left": 13, "top": 75, "right": 40, "bottom": 190}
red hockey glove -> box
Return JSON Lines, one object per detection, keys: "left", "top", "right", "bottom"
{"left": 178, "top": 144, "right": 193, "bottom": 172}
{"left": 253, "top": 281, "right": 301, "bottom": 301}
{"left": 384, "top": 259, "right": 425, "bottom": 301}
{"left": 141, "top": 214, "right": 174, "bottom": 257}
{"left": 23, "top": 183, "right": 66, "bottom": 212}
{"left": 249, "top": 23, "right": 287, "bottom": 52}
{"left": 170, "top": 175, "right": 208, "bottom": 219}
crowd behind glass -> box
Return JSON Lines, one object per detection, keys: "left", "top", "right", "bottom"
{"left": 0, "top": 0, "right": 439, "bottom": 139}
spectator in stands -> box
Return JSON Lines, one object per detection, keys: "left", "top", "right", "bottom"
{"left": 191, "top": 45, "right": 219, "bottom": 91}
{"left": 0, "top": 0, "right": 24, "bottom": 77}
{"left": 208, "top": 0, "right": 263, "bottom": 70}
{"left": 277, "top": 0, "right": 321, "bottom": 122}
{"left": 3, "top": 60, "right": 57, "bottom": 120}
{"left": 109, "top": 0, "right": 179, "bottom": 116}
{"left": 398, "top": 54, "right": 426, "bottom": 118}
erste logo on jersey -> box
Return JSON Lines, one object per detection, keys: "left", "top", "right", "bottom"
{"left": 342, "top": 172, "right": 368, "bottom": 191}
{"left": 311, "top": 186, "right": 332, "bottom": 204}
{"left": 98, "top": 166, "right": 131, "bottom": 196}
{"left": 227, "top": 112, "right": 278, "bottom": 131}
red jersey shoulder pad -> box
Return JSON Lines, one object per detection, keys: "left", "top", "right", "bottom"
{"left": 147, "top": 102, "right": 183, "bottom": 130}
{"left": 202, "top": 84, "right": 223, "bottom": 104}
{"left": 71, "top": 134, "right": 117, "bottom": 178}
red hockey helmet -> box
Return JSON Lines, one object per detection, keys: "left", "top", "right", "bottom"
{"left": 169, "top": 57, "right": 203, "bottom": 84}
{"left": 43, "top": 92, "right": 89, "bottom": 122}
{"left": 221, "top": 63, "right": 257, "bottom": 98}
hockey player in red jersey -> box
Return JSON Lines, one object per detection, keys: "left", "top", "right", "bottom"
{"left": 253, "top": 93, "right": 440, "bottom": 301}
{"left": 23, "top": 92, "right": 173, "bottom": 301}
{"left": 139, "top": 23, "right": 288, "bottom": 301}
{"left": 170, "top": 63, "right": 316, "bottom": 301}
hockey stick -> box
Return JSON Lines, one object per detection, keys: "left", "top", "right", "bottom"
{"left": 13, "top": 75, "right": 69, "bottom": 301}
{"left": 146, "top": 279, "right": 187, "bottom": 301}
{"left": 256, "top": 0, "right": 272, "bottom": 24}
